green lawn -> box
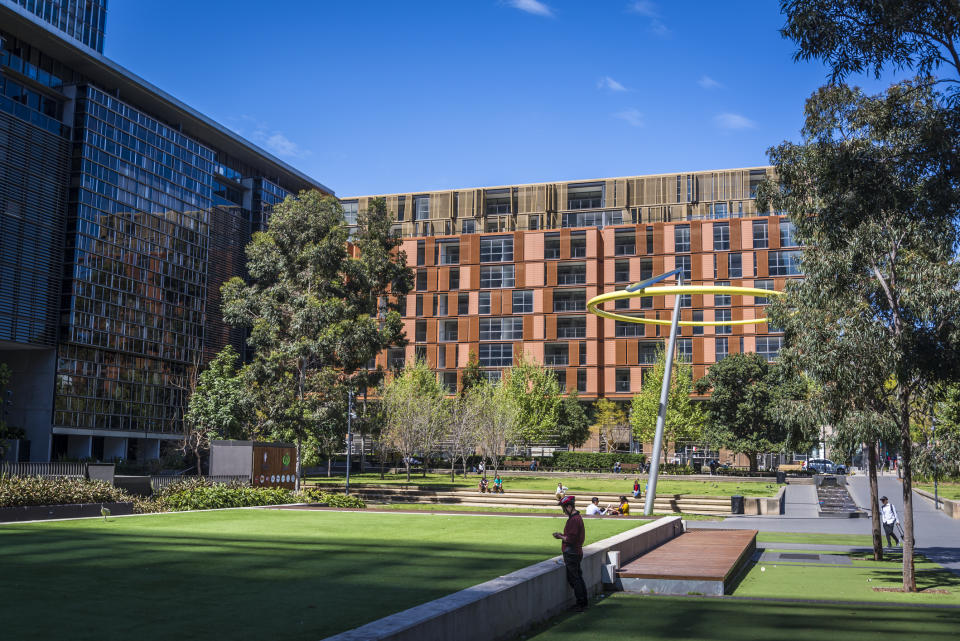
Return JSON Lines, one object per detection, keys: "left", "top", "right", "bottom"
{"left": 756, "top": 531, "right": 875, "bottom": 546}
{"left": 916, "top": 482, "right": 960, "bottom": 500}
{"left": 308, "top": 473, "right": 780, "bottom": 497}
{"left": 371, "top": 503, "right": 722, "bottom": 520}
{"left": 0, "top": 509, "right": 638, "bottom": 641}
{"left": 525, "top": 594, "right": 960, "bottom": 640}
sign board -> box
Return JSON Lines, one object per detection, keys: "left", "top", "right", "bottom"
{"left": 252, "top": 442, "right": 297, "bottom": 489}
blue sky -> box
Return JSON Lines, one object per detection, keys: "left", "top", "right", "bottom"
{"left": 105, "top": 1, "right": 899, "bottom": 196}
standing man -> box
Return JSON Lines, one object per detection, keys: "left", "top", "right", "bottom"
{"left": 553, "top": 495, "right": 588, "bottom": 612}
{"left": 880, "top": 496, "right": 901, "bottom": 548}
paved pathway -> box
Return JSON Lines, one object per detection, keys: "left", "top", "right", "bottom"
{"left": 689, "top": 473, "right": 960, "bottom": 574}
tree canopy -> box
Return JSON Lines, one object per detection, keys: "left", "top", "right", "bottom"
{"left": 556, "top": 390, "right": 591, "bottom": 449}
{"left": 630, "top": 348, "right": 705, "bottom": 461}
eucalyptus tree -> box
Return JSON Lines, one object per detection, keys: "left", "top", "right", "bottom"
{"left": 380, "top": 361, "right": 448, "bottom": 482}
{"left": 504, "top": 357, "right": 561, "bottom": 455}
{"left": 761, "top": 81, "right": 960, "bottom": 589}
{"left": 556, "top": 390, "right": 592, "bottom": 449}
{"left": 475, "top": 381, "right": 518, "bottom": 478}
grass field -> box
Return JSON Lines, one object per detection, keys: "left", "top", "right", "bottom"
{"left": 525, "top": 594, "right": 960, "bottom": 640}
{"left": 307, "top": 473, "right": 780, "bottom": 497}
{"left": 916, "top": 482, "right": 960, "bottom": 500}
{"left": 0, "top": 509, "right": 638, "bottom": 641}
{"left": 756, "top": 531, "right": 875, "bottom": 546}
{"left": 371, "top": 504, "right": 722, "bottom": 520}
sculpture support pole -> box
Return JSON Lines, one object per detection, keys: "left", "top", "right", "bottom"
{"left": 644, "top": 274, "right": 683, "bottom": 516}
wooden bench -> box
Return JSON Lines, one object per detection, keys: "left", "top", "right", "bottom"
{"left": 778, "top": 462, "right": 804, "bottom": 473}
{"left": 618, "top": 463, "right": 641, "bottom": 473}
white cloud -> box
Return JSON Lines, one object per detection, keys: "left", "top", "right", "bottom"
{"left": 627, "top": 1, "right": 658, "bottom": 17}
{"left": 504, "top": 0, "right": 553, "bottom": 17}
{"left": 229, "top": 115, "right": 311, "bottom": 158}
{"left": 614, "top": 108, "right": 644, "bottom": 127}
{"left": 698, "top": 75, "right": 722, "bottom": 89}
{"left": 714, "top": 112, "right": 756, "bottom": 130}
{"left": 597, "top": 76, "right": 627, "bottom": 92}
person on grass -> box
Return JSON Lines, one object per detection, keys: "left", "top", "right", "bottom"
{"left": 632, "top": 478, "right": 641, "bottom": 499}
{"left": 880, "top": 496, "right": 901, "bottom": 547}
{"left": 492, "top": 475, "right": 504, "bottom": 493}
{"left": 585, "top": 496, "right": 607, "bottom": 516}
{"left": 478, "top": 477, "right": 488, "bottom": 493}
{"left": 555, "top": 482, "right": 567, "bottom": 501}
{"left": 553, "top": 495, "right": 588, "bottom": 612}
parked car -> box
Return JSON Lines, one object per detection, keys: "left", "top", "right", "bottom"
{"left": 807, "top": 458, "right": 846, "bottom": 475}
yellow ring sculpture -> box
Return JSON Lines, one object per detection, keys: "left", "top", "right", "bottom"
{"left": 587, "top": 285, "right": 785, "bottom": 326}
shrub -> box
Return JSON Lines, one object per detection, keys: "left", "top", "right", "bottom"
{"left": 302, "top": 488, "right": 366, "bottom": 508}
{"left": 550, "top": 452, "right": 646, "bottom": 472}
{"left": 0, "top": 476, "right": 132, "bottom": 508}
{"left": 158, "top": 478, "right": 298, "bottom": 512}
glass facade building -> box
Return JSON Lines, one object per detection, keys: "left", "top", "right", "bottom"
{"left": 10, "top": 0, "right": 107, "bottom": 52}
{"left": 0, "top": 2, "right": 330, "bottom": 461}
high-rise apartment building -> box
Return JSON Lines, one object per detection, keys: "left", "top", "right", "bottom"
{"left": 344, "top": 168, "right": 801, "bottom": 405}
{"left": 0, "top": 1, "right": 331, "bottom": 461}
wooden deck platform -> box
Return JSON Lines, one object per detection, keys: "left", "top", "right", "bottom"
{"left": 616, "top": 528, "right": 757, "bottom": 595}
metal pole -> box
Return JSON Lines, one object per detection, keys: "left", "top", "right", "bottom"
{"left": 346, "top": 390, "right": 353, "bottom": 496}
{"left": 644, "top": 274, "right": 683, "bottom": 516}
{"left": 932, "top": 412, "right": 939, "bottom": 510}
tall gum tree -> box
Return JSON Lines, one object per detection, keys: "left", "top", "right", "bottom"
{"left": 760, "top": 81, "right": 960, "bottom": 590}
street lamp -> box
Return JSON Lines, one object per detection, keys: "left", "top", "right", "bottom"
{"left": 346, "top": 389, "right": 355, "bottom": 496}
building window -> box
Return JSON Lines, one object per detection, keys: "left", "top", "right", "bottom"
{"left": 442, "top": 371, "right": 458, "bottom": 393}
{"left": 414, "top": 195, "right": 430, "bottom": 220}
{"left": 480, "top": 264, "right": 515, "bottom": 288}
{"left": 753, "top": 220, "right": 768, "bottom": 249}
{"left": 416, "top": 240, "right": 425, "bottom": 266}
{"left": 749, "top": 169, "right": 766, "bottom": 198}
{"left": 711, "top": 202, "right": 728, "bottom": 219}
{"left": 579, "top": 341, "right": 587, "bottom": 366}
{"left": 639, "top": 341, "right": 661, "bottom": 364}
{"left": 482, "top": 370, "right": 503, "bottom": 383}
{"left": 478, "top": 291, "right": 491, "bottom": 315}
{"left": 692, "top": 310, "right": 703, "bottom": 336}
{"left": 614, "top": 231, "right": 636, "bottom": 255}
{"left": 676, "top": 338, "right": 693, "bottom": 362}
{"left": 571, "top": 232, "right": 587, "bottom": 257}
{"left": 577, "top": 368, "right": 587, "bottom": 393}
{"left": 715, "top": 308, "right": 732, "bottom": 335}
{"left": 769, "top": 250, "right": 802, "bottom": 276}
{"left": 753, "top": 279, "right": 773, "bottom": 304}
{"left": 545, "top": 343, "right": 569, "bottom": 366}
{"left": 479, "top": 317, "right": 523, "bottom": 340}
{"left": 458, "top": 293, "right": 469, "bottom": 315}
{"left": 397, "top": 196, "right": 406, "bottom": 221}
{"left": 554, "top": 369, "right": 567, "bottom": 393}
{"left": 615, "top": 318, "right": 644, "bottom": 338}
{"left": 756, "top": 336, "right": 783, "bottom": 361}
{"left": 714, "top": 281, "right": 731, "bottom": 306}
{"left": 615, "top": 297, "right": 630, "bottom": 310}
{"left": 728, "top": 253, "right": 742, "bottom": 278}
{"left": 480, "top": 236, "right": 513, "bottom": 262}
{"left": 676, "top": 255, "right": 692, "bottom": 281}
{"left": 558, "top": 262, "right": 587, "bottom": 285}
{"left": 528, "top": 215, "right": 541, "bottom": 230}
{"left": 567, "top": 184, "right": 604, "bottom": 210}
{"left": 687, "top": 175, "right": 694, "bottom": 202}
{"left": 461, "top": 219, "right": 476, "bottom": 234}
{"left": 616, "top": 369, "right": 631, "bottom": 393}
{"left": 780, "top": 219, "right": 797, "bottom": 247}
{"left": 715, "top": 337, "right": 728, "bottom": 361}
{"left": 557, "top": 316, "right": 587, "bottom": 339}
{"left": 545, "top": 233, "right": 561, "bottom": 259}
{"left": 416, "top": 271, "right": 428, "bottom": 291}
{"left": 713, "top": 222, "right": 730, "bottom": 251}
{"left": 553, "top": 289, "right": 586, "bottom": 312}
{"left": 437, "top": 240, "right": 460, "bottom": 264}
{"left": 478, "top": 343, "right": 513, "bottom": 367}
{"left": 646, "top": 226, "right": 654, "bottom": 254}
{"left": 415, "top": 295, "right": 424, "bottom": 316}
{"left": 388, "top": 348, "right": 406, "bottom": 370}
{"left": 449, "top": 267, "right": 460, "bottom": 290}
{"left": 680, "top": 294, "right": 692, "bottom": 308}
{"left": 439, "top": 319, "right": 458, "bottom": 342}
{"left": 415, "top": 320, "right": 427, "bottom": 343}
{"left": 674, "top": 225, "right": 691, "bottom": 252}
{"left": 485, "top": 189, "right": 512, "bottom": 215}
{"left": 342, "top": 201, "right": 358, "bottom": 225}
{"left": 614, "top": 260, "right": 630, "bottom": 283}
{"left": 513, "top": 290, "right": 533, "bottom": 313}
{"left": 438, "top": 294, "right": 448, "bottom": 316}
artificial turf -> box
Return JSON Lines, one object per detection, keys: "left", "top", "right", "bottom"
{"left": 0, "top": 508, "right": 638, "bottom": 641}
{"left": 524, "top": 594, "right": 960, "bottom": 640}
{"left": 308, "top": 473, "right": 781, "bottom": 497}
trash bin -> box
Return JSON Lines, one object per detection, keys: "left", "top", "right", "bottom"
{"left": 731, "top": 495, "right": 744, "bottom": 514}
{"left": 693, "top": 461, "right": 703, "bottom": 474}
{"left": 776, "top": 471, "right": 786, "bottom": 484}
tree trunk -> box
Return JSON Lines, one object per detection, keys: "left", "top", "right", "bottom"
{"left": 406, "top": 460, "right": 411, "bottom": 482}
{"left": 867, "top": 442, "right": 883, "bottom": 561}
{"left": 195, "top": 441, "right": 203, "bottom": 476}
{"left": 900, "top": 397, "right": 916, "bottom": 592}
{"left": 748, "top": 451, "right": 758, "bottom": 473}
{"left": 295, "top": 436, "right": 302, "bottom": 492}
{"left": 326, "top": 456, "right": 331, "bottom": 477}
{"left": 450, "top": 457, "right": 455, "bottom": 481}
{"left": 360, "top": 430, "right": 366, "bottom": 474}
{"left": 380, "top": 449, "right": 385, "bottom": 480}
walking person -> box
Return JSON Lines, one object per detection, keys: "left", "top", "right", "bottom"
{"left": 553, "top": 495, "right": 588, "bottom": 612}
{"left": 880, "top": 496, "right": 901, "bottom": 548}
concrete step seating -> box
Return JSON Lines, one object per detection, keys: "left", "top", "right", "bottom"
{"left": 313, "top": 485, "right": 733, "bottom": 515}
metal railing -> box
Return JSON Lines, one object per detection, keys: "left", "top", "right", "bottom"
{"left": 150, "top": 475, "right": 250, "bottom": 491}
{"left": 0, "top": 462, "right": 86, "bottom": 478}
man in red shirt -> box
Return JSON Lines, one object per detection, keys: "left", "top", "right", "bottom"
{"left": 553, "top": 495, "right": 588, "bottom": 612}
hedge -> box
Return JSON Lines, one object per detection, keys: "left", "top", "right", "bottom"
{"left": 158, "top": 478, "right": 299, "bottom": 512}
{"left": 303, "top": 488, "right": 366, "bottom": 508}
{"left": 0, "top": 476, "right": 132, "bottom": 508}
{"left": 550, "top": 452, "right": 647, "bottom": 472}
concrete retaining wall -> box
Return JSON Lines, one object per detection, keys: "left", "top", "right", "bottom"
{"left": 915, "top": 488, "right": 960, "bottom": 519}
{"left": 744, "top": 485, "right": 786, "bottom": 515}
{"left": 323, "top": 516, "right": 684, "bottom": 641}
{"left": 0, "top": 501, "right": 134, "bottom": 523}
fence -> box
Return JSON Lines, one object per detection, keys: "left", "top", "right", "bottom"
{"left": 149, "top": 475, "right": 250, "bottom": 492}
{"left": 0, "top": 462, "right": 86, "bottom": 478}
